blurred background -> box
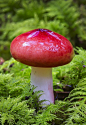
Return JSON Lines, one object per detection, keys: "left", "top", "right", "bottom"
{"left": 0, "top": 0, "right": 86, "bottom": 60}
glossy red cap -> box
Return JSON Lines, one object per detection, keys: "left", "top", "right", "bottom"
{"left": 10, "top": 29, "right": 74, "bottom": 67}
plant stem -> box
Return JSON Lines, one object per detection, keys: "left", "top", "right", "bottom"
{"left": 31, "top": 67, "right": 54, "bottom": 105}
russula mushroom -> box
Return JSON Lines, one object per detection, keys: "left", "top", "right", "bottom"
{"left": 10, "top": 29, "right": 74, "bottom": 105}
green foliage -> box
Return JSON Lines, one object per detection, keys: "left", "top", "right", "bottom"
{"left": 0, "top": 48, "right": 86, "bottom": 124}
{"left": 52, "top": 48, "right": 86, "bottom": 124}
{"left": 36, "top": 101, "right": 68, "bottom": 125}
{"left": 0, "top": 74, "right": 12, "bottom": 99}
{"left": 0, "top": 58, "right": 65, "bottom": 125}
{"left": 0, "top": 0, "right": 86, "bottom": 122}
{"left": 72, "top": 0, "right": 86, "bottom": 48}
{"left": 53, "top": 47, "right": 86, "bottom": 88}
{"left": 45, "top": 0, "right": 80, "bottom": 42}
{"left": 64, "top": 78, "right": 86, "bottom": 125}
{"left": 78, "top": 4, "right": 86, "bottom": 41}
{"left": 0, "top": 0, "right": 86, "bottom": 59}
{"left": 0, "top": 96, "right": 35, "bottom": 125}
{"left": 0, "top": 41, "right": 11, "bottom": 60}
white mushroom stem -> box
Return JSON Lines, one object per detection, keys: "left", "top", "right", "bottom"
{"left": 31, "top": 67, "right": 54, "bottom": 105}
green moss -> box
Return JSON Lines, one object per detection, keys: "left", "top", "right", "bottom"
{"left": 0, "top": 48, "right": 86, "bottom": 124}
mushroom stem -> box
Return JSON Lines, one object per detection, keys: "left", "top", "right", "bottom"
{"left": 31, "top": 67, "right": 54, "bottom": 105}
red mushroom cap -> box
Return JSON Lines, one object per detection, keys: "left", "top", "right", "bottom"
{"left": 10, "top": 29, "right": 74, "bottom": 67}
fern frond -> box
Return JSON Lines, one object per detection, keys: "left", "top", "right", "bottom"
{"left": 65, "top": 100, "right": 86, "bottom": 125}
{"left": 0, "top": 96, "right": 35, "bottom": 125}
{"left": 36, "top": 103, "right": 62, "bottom": 125}
{"left": 0, "top": 73, "right": 12, "bottom": 99}
{"left": 64, "top": 77, "right": 86, "bottom": 124}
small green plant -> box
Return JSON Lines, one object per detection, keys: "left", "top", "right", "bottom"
{"left": 0, "top": 0, "right": 85, "bottom": 59}
{"left": 64, "top": 78, "right": 86, "bottom": 125}
{"left": 0, "top": 96, "right": 35, "bottom": 125}
{"left": 0, "top": 48, "right": 86, "bottom": 124}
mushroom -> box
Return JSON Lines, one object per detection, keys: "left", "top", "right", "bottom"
{"left": 10, "top": 29, "right": 74, "bottom": 105}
